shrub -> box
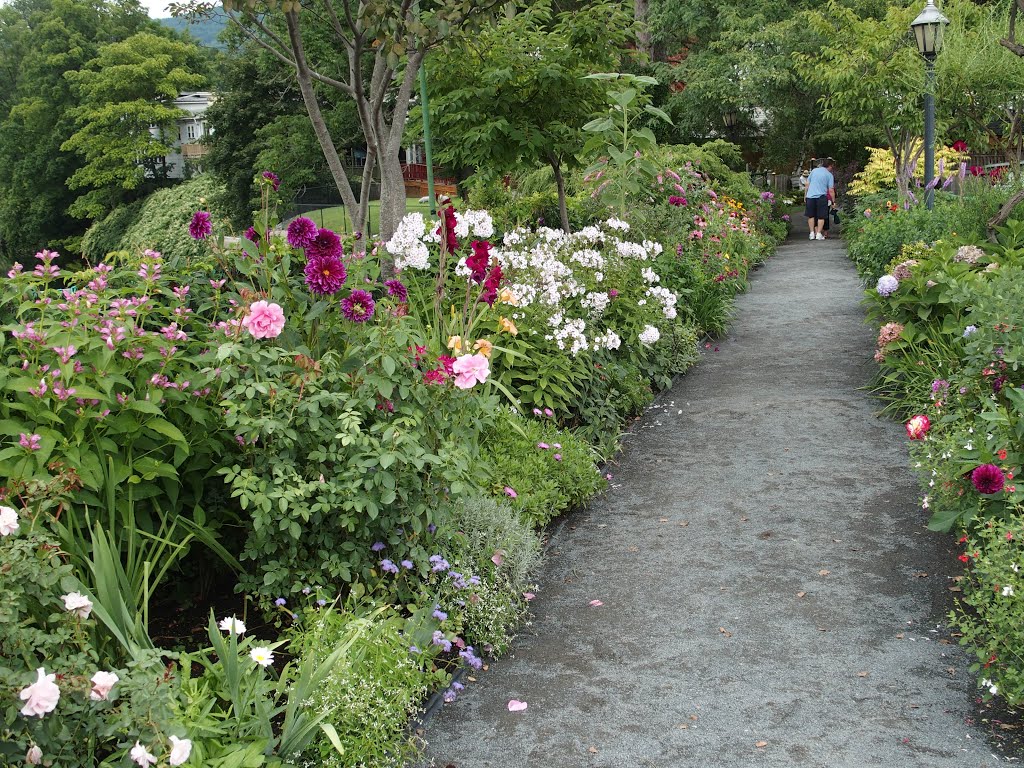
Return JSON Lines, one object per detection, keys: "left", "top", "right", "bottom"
{"left": 81, "top": 200, "right": 145, "bottom": 264}
{"left": 847, "top": 145, "right": 968, "bottom": 197}
{"left": 481, "top": 408, "right": 605, "bottom": 527}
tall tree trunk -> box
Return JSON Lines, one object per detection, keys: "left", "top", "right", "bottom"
{"left": 285, "top": 12, "right": 361, "bottom": 232}
{"left": 549, "top": 156, "right": 570, "bottom": 233}
{"left": 634, "top": 0, "right": 653, "bottom": 61}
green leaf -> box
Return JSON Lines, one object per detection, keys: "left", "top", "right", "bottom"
{"left": 145, "top": 418, "right": 189, "bottom": 450}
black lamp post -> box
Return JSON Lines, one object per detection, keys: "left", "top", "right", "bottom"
{"left": 911, "top": 0, "right": 949, "bottom": 210}
{"left": 723, "top": 110, "right": 738, "bottom": 143}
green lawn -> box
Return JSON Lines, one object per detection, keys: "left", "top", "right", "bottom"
{"left": 295, "top": 197, "right": 463, "bottom": 238}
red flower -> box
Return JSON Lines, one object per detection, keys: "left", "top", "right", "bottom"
{"left": 466, "top": 240, "right": 490, "bottom": 283}
{"left": 952, "top": 140, "right": 969, "bottom": 152}
{"left": 997, "top": 449, "right": 1008, "bottom": 460}
{"left": 958, "top": 554, "right": 969, "bottom": 563}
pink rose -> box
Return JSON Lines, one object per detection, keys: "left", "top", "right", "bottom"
{"left": 90, "top": 670, "right": 119, "bottom": 701}
{"left": 26, "top": 745, "right": 42, "bottom": 765}
{"left": 61, "top": 591, "right": 93, "bottom": 619}
{"left": 241, "top": 300, "right": 286, "bottom": 339}
{"left": 451, "top": 353, "right": 490, "bottom": 390}
{"left": 19, "top": 668, "right": 60, "bottom": 718}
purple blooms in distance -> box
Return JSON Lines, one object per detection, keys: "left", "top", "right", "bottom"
{"left": 189, "top": 211, "right": 212, "bottom": 240}
{"left": 384, "top": 279, "right": 408, "bottom": 302}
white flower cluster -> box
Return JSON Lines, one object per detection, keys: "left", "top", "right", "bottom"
{"left": 646, "top": 285, "right": 678, "bottom": 319}
{"left": 386, "top": 213, "right": 431, "bottom": 270}
{"left": 615, "top": 241, "right": 649, "bottom": 260}
{"left": 455, "top": 209, "right": 495, "bottom": 239}
{"left": 606, "top": 217, "right": 630, "bottom": 231}
{"left": 591, "top": 330, "right": 622, "bottom": 351}
{"left": 581, "top": 291, "right": 611, "bottom": 315}
{"left": 641, "top": 267, "right": 660, "bottom": 283}
{"left": 545, "top": 315, "right": 588, "bottom": 355}
{"left": 570, "top": 249, "right": 604, "bottom": 270}
{"left": 639, "top": 325, "right": 661, "bottom": 345}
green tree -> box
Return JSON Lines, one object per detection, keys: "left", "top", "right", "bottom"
{"left": 425, "top": 1, "right": 629, "bottom": 231}
{"left": 61, "top": 31, "right": 206, "bottom": 220}
{"left": 174, "top": 0, "right": 504, "bottom": 241}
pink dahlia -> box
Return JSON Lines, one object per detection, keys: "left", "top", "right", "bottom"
{"left": 189, "top": 211, "right": 212, "bottom": 240}
{"left": 304, "top": 255, "right": 347, "bottom": 295}
{"left": 286, "top": 217, "right": 318, "bottom": 248}
{"left": 242, "top": 300, "right": 286, "bottom": 339}
{"left": 905, "top": 414, "right": 930, "bottom": 440}
{"left": 971, "top": 464, "right": 1005, "bottom": 494}
{"left": 306, "top": 228, "right": 343, "bottom": 260}
{"left": 340, "top": 289, "right": 375, "bottom": 322}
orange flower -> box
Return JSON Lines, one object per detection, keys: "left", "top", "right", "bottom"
{"left": 498, "top": 287, "right": 518, "bottom": 306}
{"left": 446, "top": 335, "right": 463, "bottom": 353}
{"left": 473, "top": 339, "right": 494, "bottom": 358}
{"left": 498, "top": 317, "right": 518, "bottom": 336}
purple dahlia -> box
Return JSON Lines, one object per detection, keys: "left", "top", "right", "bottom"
{"left": 286, "top": 216, "right": 318, "bottom": 249}
{"left": 306, "top": 228, "right": 343, "bottom": 261}
{"left": 261, "top": 171, "right": 281, "bottom": 191}
{"left": 189, "top": 211, "right": 212, "bottom": 240}
{"left": 384, "top": 279, "right": 408, "bottom": 302}
{"left": 304, "top": 255, "right": 347, "bottom": 295}
{"left": 244, "top": 226, "right": 260, "bottom": 244}
{"left": 340, "top": 289, "right": 375, "bottom": 322}
{"left": 971, "top": 464, "right": 1005, "bottom": 495}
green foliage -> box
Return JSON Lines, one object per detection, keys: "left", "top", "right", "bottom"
{"left": 582, "top": 72, "right": 673, "bottom": 215}
{"left": 118, "top": 175, "right": 224, "bottom": 267}
{"left": 81, "top": 200, "right": 145, "bottom": 263}
{"left": 848, "top": 145, "right": 969, "bottom": 197}
{"left": 294, "top": 606, "right": 442, "bottom": 768}
{"left": 482, "top": 409, "right": 605, "bottom": 528}
{"left": 61, "top": 31, "right": 207, "bottom": 220}
{"left": 950, "top": 514, "right": 1024, "bottom": 708}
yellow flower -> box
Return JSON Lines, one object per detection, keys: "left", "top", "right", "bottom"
{"left": 473, "top": 339, "right": 494, "bottom": 358}
{"left": 498, "top": 317, "right": 518, "bottom": 336}
{"left": 446, "top": 335, "right": 463, "bottom": 353}
{"left": 498, "top": 287, "right": 518, "bottom": 305}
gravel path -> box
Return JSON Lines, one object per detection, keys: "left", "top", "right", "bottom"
{"left": 418, "top": 227, "right": 1004, "bottom": 767}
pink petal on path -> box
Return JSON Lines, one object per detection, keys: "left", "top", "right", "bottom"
{"left": 507, "top": 699, "right": 528, "bottom": 712}
{"left": 589, "top": 599, "right": 604, "bottom": 607}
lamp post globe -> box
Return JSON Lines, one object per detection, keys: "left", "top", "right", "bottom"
{"left": 911, "top": 0, "right": 949, "bottom": 210}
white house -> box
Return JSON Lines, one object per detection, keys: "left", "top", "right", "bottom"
{"left": 155, "top": 91, "right": 214, "bottom": 179}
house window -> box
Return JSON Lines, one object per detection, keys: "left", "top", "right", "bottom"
{"left": 186, "top": 123, "right": 198, "bottom": 141}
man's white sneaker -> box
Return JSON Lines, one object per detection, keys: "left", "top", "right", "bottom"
{"left": 809, "top": 232, "right": 815, "bottom": 240}
{"left": 815, "top": 232, "right": 825, "bottom": 240}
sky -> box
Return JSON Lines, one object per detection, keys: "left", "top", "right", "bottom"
{"left": 140, "top": 0, "right": 171, "bottom": 18}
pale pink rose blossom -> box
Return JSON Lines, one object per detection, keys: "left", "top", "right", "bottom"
{"left": 89, "top": 671, "right": 119, "bottom": 701}
{"left": 26, "top": 745, "right": 42, "bottom": 765}
{"left": 0, "top": 505, "right": 20, "bottom": 536}
{"left": 241, "top": 300, "right": 286, "bottom": 339}
{"left": 19, "top": 668, "right": 60, "bottom": 717}
{"left": 130, "top": 741, "right": 157, "bottom": 767}
{"left": 168, "top": 735, "right": 193, "bottom": 766}
{"left": 451, "top": 353, "right": 490, "bottom": 389}
{"left": 61, "top": 591, "right": 93, "bottom": 619}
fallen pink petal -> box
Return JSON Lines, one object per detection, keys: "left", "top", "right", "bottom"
{"left": 523, "top": 592, "right": 535, "bottom": 601}
{"left": 491, "top": 550, "right": 505, "bottom": 566}
{"left": 507, "top": 699, "right": 528, "bottom": 712}
{"left": 589, "top": 599, "right": 603, "bottom": 607}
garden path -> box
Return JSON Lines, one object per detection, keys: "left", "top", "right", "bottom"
{"left": 419, "top": 223, "right": 1004, "bottom": 767}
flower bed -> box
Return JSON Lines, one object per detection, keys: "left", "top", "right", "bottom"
{"left": 0, "top": 149, "right": 785, "bottom": 765}
{"left": 862, "top": 218, "right": 1024, "bottom": 708}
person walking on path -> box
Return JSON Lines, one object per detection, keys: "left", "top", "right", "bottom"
{"left": 804, "top": 158, "right": 835, "bottom": 241}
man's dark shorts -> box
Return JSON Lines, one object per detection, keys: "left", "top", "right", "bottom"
{"left": 804, "top": 195, "right": 829, "bottom": 221}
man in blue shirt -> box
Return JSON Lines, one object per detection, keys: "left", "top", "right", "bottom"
{"left": 804, "top": 158, "right": 835, "bottom": 241}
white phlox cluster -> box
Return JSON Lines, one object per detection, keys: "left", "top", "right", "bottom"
{"left": 591, "top": 329, "right": 622, "bottom": 351}
{"left": 646, "top": 285, "right": 677, "bottom": 319}
{"left": 639, "top": 325, "right": 661, "bottom": 345}
{"left": 454, "top": 209, "right": 495, "bottom": 240}
{"left": 581, "top": 291, "right": 610, "bottom": 315}
{"left": 386, "top": 213, "right": 431, "bottom": 271}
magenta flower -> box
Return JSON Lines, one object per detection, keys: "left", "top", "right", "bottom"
{"left": 188, "top": 211, "right": 212, "bottom": 240}
{"left": 972, "top": 464, "right": 1005, "bottom": 494}
{"left": 452, "top": 353, "right": 490, "bottom": 389}
{"left": 261, "top": 171, "right": 281, "bottom": 191}
{"left": 384, "top": 279, "right": 409, "bottom": 302}
{"left": 304, "top": 255, "right": 347, "bottom": 295}
{"left": 241, "top": 300, "right": 286, "bottom": 339}
{"left": 19, "top": 433, "right": 41, "bottom": 451}
{"left": 286, "top": 217, "right": 318, "bottom": 248}
{"left": 504, "top": 486, "right": 517, "bottom": 498}
{"left": 340, "top": 289, "right": 375, "bottom": 322}
{"left": 905, "top": 414, "right": 930, "bottom": 440}
{"left": 244, "top": 226, "right": 260, "bottom": 244}
{"left": 553, "top": 453, "right": 562, "bottom": 461}
{"left": 306, "top": 228, "right": 343, "bottom": 260}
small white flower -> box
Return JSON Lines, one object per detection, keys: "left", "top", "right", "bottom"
{"left": 249, "top": 647, "right": 275, "bottom": 667}
{"left": 62, "top": 591, "right": 93, "bottom": 619}
{"left": 0, "top": 505, "right": 19, "bottom": 536}
{"left": 1002, "top": 585, "right": 1014, "bottom": 597}
{"left": 130, "top": 741, "right": 157, "bottom": 767}
{"left": 982, "top": 678, "right": 998, "bottom": 695}
{"left": 1012, "top": 563, "right": 1020, "bottom": 573}
{"left": 922, "top": 495, "right": 930, "bottom": 509}
{"left": 639, "top": 325, "right": 660, "bottom": 346}
{"left": 218, "top": 616, "right": 246, "bottom": 635}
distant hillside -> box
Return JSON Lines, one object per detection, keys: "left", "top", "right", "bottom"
{"left": 158, "top": 14, "right": 228, "bottom": 49}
